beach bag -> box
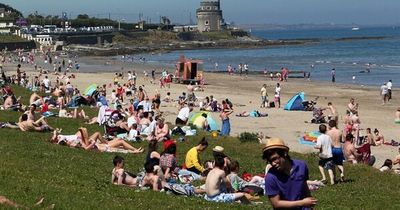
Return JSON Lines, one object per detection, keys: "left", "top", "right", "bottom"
{"left": 269, "top": 101, "right": 275, "bottom": 108}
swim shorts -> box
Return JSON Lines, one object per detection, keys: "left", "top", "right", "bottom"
{"left": 204, "top": 193, "right": 235, "bottom": 203}
{"left": 332, "top": 147, "right": 345, "bottom": 165}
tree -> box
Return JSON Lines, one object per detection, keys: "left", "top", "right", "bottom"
{"left": 77, "top": 14, "right": 89, "bottom": 19}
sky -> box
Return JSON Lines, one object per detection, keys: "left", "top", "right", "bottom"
{"left": 2, "top": 0, "right": 400, "bottom": 25}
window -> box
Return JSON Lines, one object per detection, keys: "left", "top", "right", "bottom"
{"left": 205, "top": 20, "right": 209, "bottom": 26}
{"left": 207, "top": 6, "right": 211, "bottom": 10}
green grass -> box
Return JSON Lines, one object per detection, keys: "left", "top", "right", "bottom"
{"left": 1, "top": 85, "right": 400, "bottom": 209}
{"left": 0, "top": 35, "right": 26, "bottom": 43}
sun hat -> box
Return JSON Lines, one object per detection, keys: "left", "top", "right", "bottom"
{"left": 212, "top": 146, "right": 224, "bottom": 153}
{"left": 262, "top": 137, "right": 289, "bottom": 152}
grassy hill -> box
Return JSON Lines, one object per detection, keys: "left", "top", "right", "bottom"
{"left": 0, "top": 85, "right": 400, "bottom": 209}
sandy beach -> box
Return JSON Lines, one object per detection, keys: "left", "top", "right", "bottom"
{"left": 3, "top": 56, "right": 399, "bottom": 168}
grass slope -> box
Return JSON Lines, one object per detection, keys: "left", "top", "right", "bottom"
{"left": 1, "top": 86, "right": 399, "bottom": 209}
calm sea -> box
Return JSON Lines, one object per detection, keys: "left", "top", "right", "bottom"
{"left": 132, "top": 26, "right": 400, "bottom": 87}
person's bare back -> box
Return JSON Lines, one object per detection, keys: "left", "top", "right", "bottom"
{"left": 327, "top": 128, "right": 342, "bottom": 148}
{"left": 205, "top": 167, "right": 225, "bottom": 197}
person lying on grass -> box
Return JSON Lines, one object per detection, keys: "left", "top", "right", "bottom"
{"left": 3, "top": 114, "right": 54, "bottom": 132}
{"left": 51, "top": 127, "right": 144, "bottom": 154}
{"left": 112, "top": 155, "right": 143, "bottom": 187}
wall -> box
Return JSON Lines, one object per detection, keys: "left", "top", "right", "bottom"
{"left": 0, "top": 41, "right": 36, "bottom": 50}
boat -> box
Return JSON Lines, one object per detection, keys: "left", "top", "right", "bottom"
{"left": 351, "top": 27, "right": 360, "bottom": 31}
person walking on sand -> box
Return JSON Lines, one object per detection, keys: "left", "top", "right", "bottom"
{"left": 274, "top": 83, "right": 281, "bottom": 108}
{"left": 260, "top": 84, "right": 268, "bottom": 108}
{"left": 387, "top": 80, "right": 392, "bottom": 101}
{"left": 380, "top": 82, "right": 389, "bottom": 105}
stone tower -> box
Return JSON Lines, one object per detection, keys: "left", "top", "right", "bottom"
{"left": 196, "top": 0, "right": 225, "bottom": 32}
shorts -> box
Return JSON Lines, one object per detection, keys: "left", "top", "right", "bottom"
{"left": 332, "top": 147, "right": 345, "bottom": 165}
{"left": 319, "top": 158, "right": 335, "bottom": 170}
{"left": 204, "top": 193, "right": 235, "bottom": 203}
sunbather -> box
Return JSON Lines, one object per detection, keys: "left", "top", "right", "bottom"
{"left": 112, "top": 155, "right": 143, "bottom": 187}
{"left": 236, "top": 110, "right": 268, "bottom": 117}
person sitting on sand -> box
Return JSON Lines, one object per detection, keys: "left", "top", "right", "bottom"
{"left": 112, "top": 155, "right": 142, "bottom": 187}
{"left": 204, "top": 156, "right": 251, "bottom": 203}
{"left": 364, "top": 128, "right": 375, "bottom": 145}
{"left": 236, "top": 110, "right": 268, "bottom": 117}
{"left": 343, "top": 134, "right": 361, "bottom": 164}
{"left": 193, "top": 113, "right": 209, "bottom": 130}
{"left": 395, "top": 107, "right": 400, "bottom": 124}
{"left": 379, "top": 159, "right": 393, "bottom": 172}
{"left": 175, "top": 103, "right": 193, "bottom": 125}
{"left": 373, "top": 128, "right": 384, "bottom": 146}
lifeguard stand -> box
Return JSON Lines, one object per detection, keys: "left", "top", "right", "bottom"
{"left": 176, "top": 55, "right": 203, "bottom": 84}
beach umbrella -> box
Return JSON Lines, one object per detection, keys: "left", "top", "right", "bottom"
{"left": 84, "top": 84, "right": 98, "bottom": 96}
{"left": 188, "top": 111, "right": 219, "bottom": 131}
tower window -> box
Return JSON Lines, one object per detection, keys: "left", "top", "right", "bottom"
{"left": 205, "top": 20, "right": 209, "bottom": 26}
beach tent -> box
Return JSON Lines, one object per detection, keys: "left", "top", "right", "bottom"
{"left": 84, "top": 84, "right": 97, "bottom": 96}
{"left": 284, "top": 92, "right": 305, "bottom": 111}
{"left": 188, "top": 111, "right": 218, "bottom": 131}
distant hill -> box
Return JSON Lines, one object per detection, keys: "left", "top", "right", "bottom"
{"left": 0, "top": 3, "right": 23, "bottom": 18}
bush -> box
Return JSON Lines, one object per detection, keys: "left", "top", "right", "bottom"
{"left": 238, "top": 132, "right": 259, "bottom": 143}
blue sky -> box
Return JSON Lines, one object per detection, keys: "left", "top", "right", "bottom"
{"left": 2, "top": 0, "right": 400, "bottom": 25}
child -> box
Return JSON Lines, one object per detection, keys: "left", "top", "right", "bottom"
{"left": 111, "top": 156, "right": 141, "bottom": 187}
{"left": 379, "top": 159, "right": 393, "bottom": 172}
{"left": 204, "top": 156, "right": 251, "bottom": 203}
{"left": 227, "top": 160, "right": 264, "bottom": 192}
{"left": 141, "top": 161, "right": 165, "bottom": 191}
{"left": 127, "top": 123, "right": 140, "bottom": 142}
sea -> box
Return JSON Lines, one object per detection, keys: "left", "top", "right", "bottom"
{"left": 128, "top": 26, "right": 400, "bottom": 87}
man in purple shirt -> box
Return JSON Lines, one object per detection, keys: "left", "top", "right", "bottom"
{"left": 263, "top": 138, "right": 317, "bottom": 209}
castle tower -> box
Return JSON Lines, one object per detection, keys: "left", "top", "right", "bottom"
{"left": 196, "top": 0, "right": 225, "bottom": 32}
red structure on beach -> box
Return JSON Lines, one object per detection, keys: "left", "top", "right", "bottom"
{"left": 176, "top": 55, "right": 204, "bottom": 84}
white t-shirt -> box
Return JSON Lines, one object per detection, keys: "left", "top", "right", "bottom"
{"left": 127, "top": 116, "right": 137, "bottom": 128}
{"left": 387, "top": 81, "right": 392, "bottom": 90}
{"left": 42, "top": 78, "right": 50, "bottom": 88}
{"left": 177, "top": 107, "right": 190, "bottom": 121}
{"left": 316, "top": 134, "right": 333, "bottom": 159}
{"left": 275, "top": 86, "right": 281, "bottom": 96}
{"left": 127, "top": 129, "right": 139, "bottom": 141}
{"left": 381, "top": 85, "right": 388, "bottom": 95}
{"left": 142, "top": 101, "right": 152, "bottom": 112}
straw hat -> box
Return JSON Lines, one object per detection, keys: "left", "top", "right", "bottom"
{"left": 212, "top": 146, "right": 224, "bottom": 153}
{"left": 262, "top": 138, "right": 289, "bottom": 152}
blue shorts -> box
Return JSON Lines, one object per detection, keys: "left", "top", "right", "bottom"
{"left": 332, "top": 147, "right": 345, "bottom": 165}
{"left": 204, "top": 193, "right": 235, "bottom": 203}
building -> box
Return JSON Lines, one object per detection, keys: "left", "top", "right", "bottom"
{"left": 196, "top": 0, "right": 225, "bottom": 32}
{"left": 0, "top": 8, "right": 5, "bottom": 18}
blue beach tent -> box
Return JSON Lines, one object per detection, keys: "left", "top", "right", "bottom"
{"left": 284, "top": 92, "right": 305, "bottom": 111}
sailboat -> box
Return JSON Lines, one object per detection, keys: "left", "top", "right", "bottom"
{"left": 351, "top": 27, "right": 360, "bottom": 31}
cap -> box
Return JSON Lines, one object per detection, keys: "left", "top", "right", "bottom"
{"left": 262, "top": 138, "right": 289, "bottom": 152}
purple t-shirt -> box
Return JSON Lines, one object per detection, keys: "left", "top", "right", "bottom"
{"left": 265, "top": 159, "right": 310, "bottom": 210}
